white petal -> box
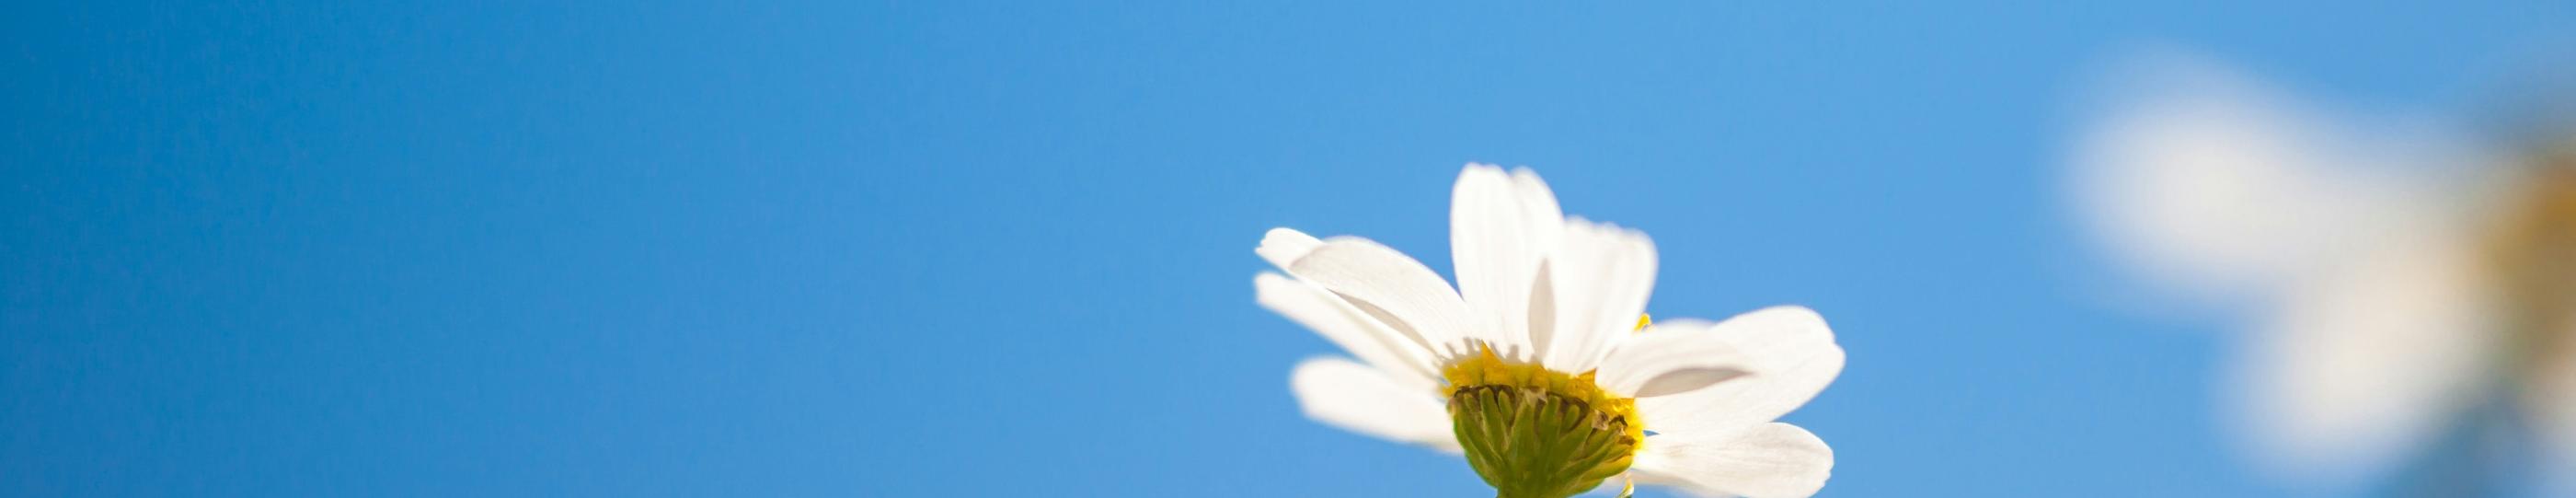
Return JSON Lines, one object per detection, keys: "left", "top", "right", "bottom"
{"left": 1538, "top": 219, "right": 1658, "bottom": 372}
{"left": 1636, "top": 307, "right": 1842, "bottom": 438}
{"left": 1289, "top": 357, "right": 1459, "bottom": 452}
{"left": 2235, "top": 233, "right": 2497, "bottom": 476}
{"left": 1256, "top": 272, "right": 1439, "bottom": 390}
{"left": 1512, "top": 169, "right": 1567, "bottom": 358}
{"left": 2074, "top": 52, "right": 2494, "bottom": 303}
{"left": 1286, "top": 237, "right": 1473, "bottom": 357}
{"left": 1594, "top": 321, "right": 1755, "bottom": 399}
{"left": 1257, "top": 227, "right": 1325, "bottom": 270}
{"left": 1632, "top": 423, "right": 1833, "bottom": 498}
{"left": 1508, "top": 168, "right": 1563, "bottom": 239}
{"left": 1451, "top": 164, "right": 1564, "bottom": 360}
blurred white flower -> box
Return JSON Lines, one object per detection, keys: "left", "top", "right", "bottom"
{"left": 1256, "top": 164, "right": 1844, "bottom": 498}
{"left": 2073, "top": 52, "right": 2576, "bottom": 483}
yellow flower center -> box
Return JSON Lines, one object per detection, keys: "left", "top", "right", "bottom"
{"left": 2485, "top": 150, "right": 2576, "bottom": 374}
{"left": 1438, "top": 318, "right": 1650, "bottom": 498}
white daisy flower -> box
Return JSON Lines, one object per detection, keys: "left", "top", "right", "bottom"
{"left": 1255, "top": 164, "right": 1843, "bottom": 498}
{"left": 2074, "top": 52, "right": 2576, "bottom": 482}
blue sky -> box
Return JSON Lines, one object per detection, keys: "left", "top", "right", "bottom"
{"left": 6, "top": 2, "right": 2574, "bottom": 496}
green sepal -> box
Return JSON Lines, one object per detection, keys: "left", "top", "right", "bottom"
{"left": 1449, "top": 385, "right": 1639, "bottom": 498}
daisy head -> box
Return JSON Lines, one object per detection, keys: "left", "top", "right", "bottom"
{"left": 2073, "top": 54, "right": 2576, "bottom": 483}
{"left": 1255, "top": 164, "right": 1844, "bottom": 498}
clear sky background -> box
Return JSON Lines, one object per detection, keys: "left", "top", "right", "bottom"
{"left": 7, "top": 2, "right": 2576, "bottom": 497}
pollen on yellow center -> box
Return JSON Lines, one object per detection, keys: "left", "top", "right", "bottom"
{"left": 1437, "top": 346, "right": 1643, "bottom": 439}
